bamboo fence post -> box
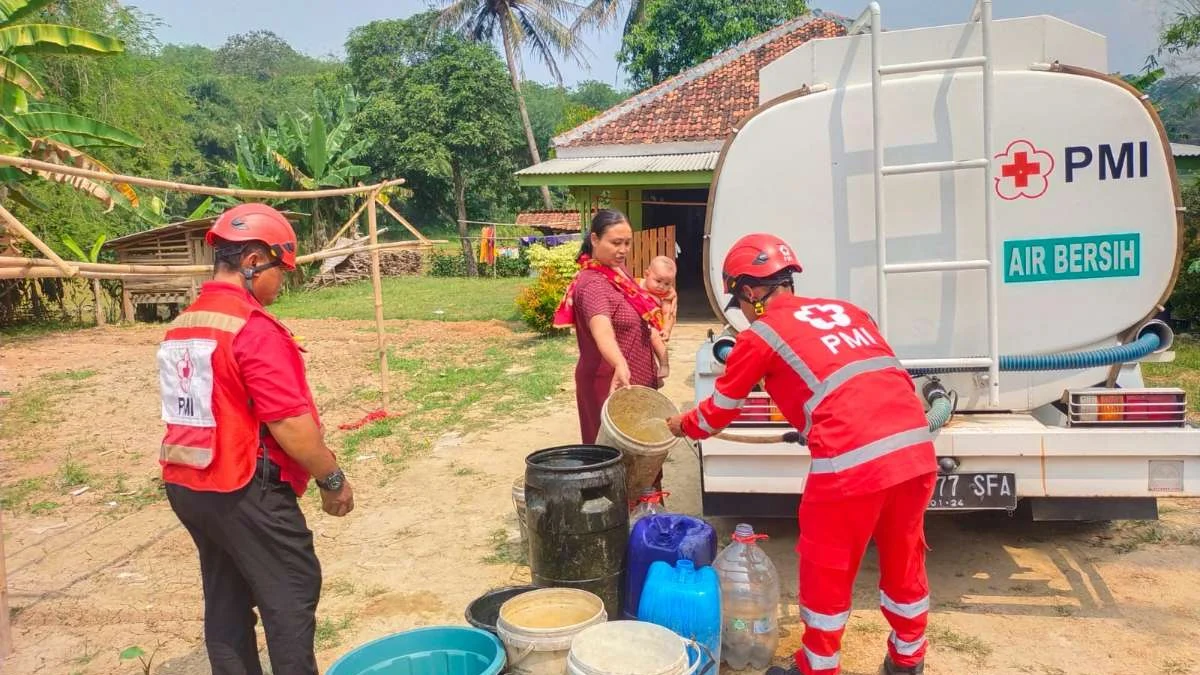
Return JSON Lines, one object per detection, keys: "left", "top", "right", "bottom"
{"left": 0, "top": 154, "right": 405, "bottom": 200}
{"left": 367, "top": 196, "right": 389, "bottom": 409}
{"left": 0, "top": 507, "right": 10, "bottom": 660}
{"left": 0, "top": 204, "right": 76, "bottom": 277}
{"left": 323, "top": 198, "right": 370, "bottom": 249}
{"left": 376, "top": 199, "right": 430, "bottom": 243}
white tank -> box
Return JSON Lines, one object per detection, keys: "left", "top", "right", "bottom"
{"left": 705, "top": 15, "right": 1182, "bottom": 411}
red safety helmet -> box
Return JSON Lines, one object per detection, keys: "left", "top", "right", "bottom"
{"left": 722, "top": 233, "right": 803, "bottom": 310}
{"left": 205, "top": 203, "right": 298, "bottom": 270}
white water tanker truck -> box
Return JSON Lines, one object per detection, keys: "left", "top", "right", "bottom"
{"left": 694, "top": 2, "right": 1199, "bottom": 520}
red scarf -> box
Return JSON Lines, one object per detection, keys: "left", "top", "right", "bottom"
{"left": 554, "top": 255, "right": 665, "bottom": 331}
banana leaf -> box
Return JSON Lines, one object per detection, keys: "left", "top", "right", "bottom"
{"left": 0, "top": 24, "right": 124, "bottom": 56}
{"left": 0, "top": 54, "right": 41, "bottom": 98}
{"left": 0, "top": 0, "right": 57, "bottom": 24}
{"left": 13, "top": 111, "right": 143, "bottom": 147}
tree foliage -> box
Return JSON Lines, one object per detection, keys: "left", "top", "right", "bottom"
{"left": 347, "top": 15, "right": 527, "bottom": 276}
{"left": 618, "top": 0, "right": 807, "bottom": 89}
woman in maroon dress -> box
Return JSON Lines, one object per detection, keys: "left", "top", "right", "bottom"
{"left": 554, "top": 209, "right": 661, "bottom": 445}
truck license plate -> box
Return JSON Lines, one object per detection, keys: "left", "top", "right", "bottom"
{"left": 928, "top": 473, "right": 1017, "bottom": 511}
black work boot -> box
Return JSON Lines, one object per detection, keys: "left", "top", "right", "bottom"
{"left": 879, "top": 655, "right": 924, "bottom": 675}
{"left": 765, "top": 666, "right": 802, "bottom": 675}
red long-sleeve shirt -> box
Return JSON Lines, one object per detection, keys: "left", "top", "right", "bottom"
{"left": 683, "top": 295, "right": 936, "bottom": 500}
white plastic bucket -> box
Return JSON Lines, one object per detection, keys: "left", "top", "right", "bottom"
{"left": 567, "top": 620, "right": 702, "bottom": 675}
{"left": 496, "top": 588, "right": 608, "bottom": 675}
{"left": 598, "top": 386, "right": 681, "bottom": 502}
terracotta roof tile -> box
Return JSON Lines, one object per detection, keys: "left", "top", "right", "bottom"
{"left": 555, "top": 15, "right": 846, "bottom": 149}
{"left": 516, "top": 210, "right": 584, "bottom": 232}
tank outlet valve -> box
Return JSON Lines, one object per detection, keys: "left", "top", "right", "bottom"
{"left": 1136, "top": 319, "right": 1174, "bottom": 354}
{"left": 922, "top": 378, "right": 950, "bottom": 403}
{"left": 713, "top": 335, "right": 737, "bottom": 364}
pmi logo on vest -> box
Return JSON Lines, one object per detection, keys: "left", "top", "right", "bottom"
{"left": 795, "top": 304, "right": 878, "bottom": 355}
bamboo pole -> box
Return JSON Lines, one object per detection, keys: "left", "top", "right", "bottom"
{"left": 0, "top": 507, "right": 10, "bottom": 660}
{"left": 376, "top": 199, "right": 430, "bottom": 243}
{"left": 323, "top": 198, "right": 370, "bottom": 250}
{"left": 0, "top": 204, "right": 77, "bottom": 277}
{"left": 0, "top": 154, "right": 405, "bottom": 200}
{"left": 0, "top": 240, "right": 444, "bottom": 278}
{"left": 367, "top": 196, "right": 389, "bottom": 410}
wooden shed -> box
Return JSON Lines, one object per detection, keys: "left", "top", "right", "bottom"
{"left": 104, "top": 211, "right": 304, "bottom": 319}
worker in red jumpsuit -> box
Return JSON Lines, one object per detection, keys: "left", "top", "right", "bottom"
{"left": 666, "top": 233, "right": 937, "bottom": 675}
{"left": 158, "top": 204, "right": 354, "bottom": 674}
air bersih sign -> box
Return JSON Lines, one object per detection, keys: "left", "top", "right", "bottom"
{"left": 1003, "top": 233, "right": 1140, "bottom": 283}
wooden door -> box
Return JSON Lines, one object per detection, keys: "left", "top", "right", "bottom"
{"left": 628, "top": 225, "right": 675, "bottom": 277}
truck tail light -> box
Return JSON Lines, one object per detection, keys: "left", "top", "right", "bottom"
{"left": 1067, "top": 388, "right": 1187, "bottom": 427}
{"left": 732, "top": 393, "right": 788, "bottom": 426}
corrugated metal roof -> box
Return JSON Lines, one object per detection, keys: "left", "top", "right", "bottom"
{"left": 516, "top": 152, "right": 720, "bottom": 177}
{"left": 1172, "top": 142, "right": 1200, "bottom": 158}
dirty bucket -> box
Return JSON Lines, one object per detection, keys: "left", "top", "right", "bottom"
{"left": 598, "top": 386, "right": 680, "bottom": 501}
{"left": 327, "top": 625, "right": 505, "bottom": 675}
{"left": 567, "top": 620, "right": 706, "bottom": 675}
{"left": 512, "top": 475, "right": 529, "bottom": 553}
{"left": 466, "top": 585, "right": 538, "bottom": 635}
{"left": 495, "top": 587, "right": 607, "bottom": 675}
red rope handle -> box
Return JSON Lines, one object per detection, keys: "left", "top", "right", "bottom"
{"left": 732, "top": 532, "right": 769, "bottom": 544}
{"left": 638, "top": 490, "right": 670, "bottom": 504}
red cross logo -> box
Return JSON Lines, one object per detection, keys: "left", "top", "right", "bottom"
{"left": 994, "top": 139, "right": 1054, "bottom": 201}
{"left": 176, "top": 351, "right": 193, "bottom": 394}
{"left": 796, "top": 303, "right": 851, "bottom": 331}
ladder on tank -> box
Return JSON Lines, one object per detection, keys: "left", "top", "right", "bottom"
{"left": 849, "top": 0, "right": 1002, "bottom": 407}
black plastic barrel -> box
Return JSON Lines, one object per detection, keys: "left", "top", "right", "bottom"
{"left": 524, "top": 445, "right": 628, "bottom": 618}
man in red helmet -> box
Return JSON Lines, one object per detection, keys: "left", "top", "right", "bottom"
{"left": 666, "top": 233, "right": 937, "bottom": 675}
{"left": 157, "top": 203, "right": 354, "bottom": 675}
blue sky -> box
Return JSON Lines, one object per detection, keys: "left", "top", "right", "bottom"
{"left": 128, "top": 0, "right": 1168, "bottom": 87}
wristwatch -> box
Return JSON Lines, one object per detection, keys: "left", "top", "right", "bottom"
{"left": 316, "top": 468, "right": 346, "bottom": 492}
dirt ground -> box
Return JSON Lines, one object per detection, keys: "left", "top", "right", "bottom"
{"left": 1, "top": 319, "right": 1199, "bottom": 675}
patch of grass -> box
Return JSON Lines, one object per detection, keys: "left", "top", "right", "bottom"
{"left": 1161, "top": 658, "right": 1193, "bottom": 675}
{"left": 1, "top": 477, "right": 44, "bottom": 510}
{"left": 324, "top": 578, "right": 356, "bottom": 597}
{"left": 1144, "top": 337, "right": 1200, "bottom": 417}
{"left": 928, "top": 625, "right": 992, "bottom": 666}
{"left": 364, "top": 584, "right": 388, "bottom": 598}
{"left": 58, "top": 457, "right": 90, "bottom": 488}
{"left": 482, "top": 527, "right": 528, "bottom": 566}
{"left": 1109, "top": 520, "right": 1200, "bottom": 553}
{"left": 44, "top": 369, "right": 96, "bottom": 382}
{"left": 315, "top": 616, "right": 353, "bottom": 650}
{"left": 451, "top": 463, "right": 480, "bottom": 477}
{"left": 1, "top": 386, "right": 53, "bottom": 433}
{"left": 0, "top": 320, "right": 89, "bottom": 341}
{"left": 29, "top": 500, "right": 60, "bottom": 514}
{"left": 274, "top": 277, "right": 526, "bottom": 322}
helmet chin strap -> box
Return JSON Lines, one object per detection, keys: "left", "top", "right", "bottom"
{"left": 747, "top": 285, "right": 782, "bottom": 316}
{"left": 240, "top": 259, "right": 281, "bottom": 295}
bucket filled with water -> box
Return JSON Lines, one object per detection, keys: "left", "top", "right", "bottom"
{"left": 598, "top": 386, "right": 680, "bottom": 502}
{"left": 495, "top": 587, "right": 608, "bottom": 675}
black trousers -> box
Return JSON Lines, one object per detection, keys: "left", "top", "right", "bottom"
{"left": 167, "top": 463, "right": 322, "bottom": 675}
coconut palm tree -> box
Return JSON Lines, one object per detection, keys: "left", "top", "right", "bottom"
{"left": 572, "top": 0, "right": 647, "bottom": 37}
{"left": 436, "top": 0, "right": 590, "bottom": 209}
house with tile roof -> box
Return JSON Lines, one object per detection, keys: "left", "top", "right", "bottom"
{"left": 516, "top": 11, "right": 849, "bottom": 313}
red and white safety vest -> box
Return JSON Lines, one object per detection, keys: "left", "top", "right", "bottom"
{"left": 156, "top": 283, "right": 315, "bottom": 494}
{"left": 682, "top": 294, "right": 936, "bottom": 500}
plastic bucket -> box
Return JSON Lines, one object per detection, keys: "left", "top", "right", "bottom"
{"left": 512, "top": 475, "right": 529, "bottom": 554}
{"left": 567, "top": 620, "right": 702, "bottom": 675}
{"left": 327, "top": 625, "right": 505, "bottom": 675}
{"left": 466, "top": 585, "right": 539, "bottom": 634}
{"left": 495, "top": 587, "right": 608, "bottom": 675}
{"left": 598, "top": 386, "right": 680, "bottom": 501}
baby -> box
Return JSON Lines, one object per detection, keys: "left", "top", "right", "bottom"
{"left": 640, "top": 256, "right": 678, "bottom": 385}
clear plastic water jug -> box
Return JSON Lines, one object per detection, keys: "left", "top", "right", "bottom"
{"left": 629, "top": 488, "right": 669, "bottom": 529}
{"left": 712, "top": 523, "right": 780, "bottom": 670}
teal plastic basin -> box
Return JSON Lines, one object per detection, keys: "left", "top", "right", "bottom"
{"left": 326, "top": 626, "right": 505, "bottom": 675}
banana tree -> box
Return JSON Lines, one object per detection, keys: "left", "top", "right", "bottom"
{"left": 229, "top": 86, "right": 371, "bottom": 245}
{"left": 0, "top": 0, "right": 143, "bottom": 211}
{"left": 61, "top": 231, "right": 106, "bottom": 326}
